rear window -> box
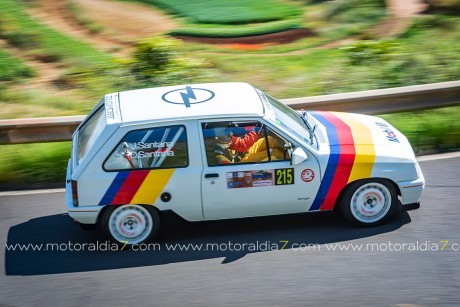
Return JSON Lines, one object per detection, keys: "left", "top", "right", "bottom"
{"left": 104, "top": 125, "right": 188, "bottom": 171}
{"left": 77, "top": 107, "right": 106, "bottom": 166}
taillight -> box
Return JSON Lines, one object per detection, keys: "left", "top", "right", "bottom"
{"left": 71, "top": 180, "right": 79, "bottom": 206}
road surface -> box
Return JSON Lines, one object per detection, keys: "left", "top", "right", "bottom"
{"left": 1, "top": 155, "right": 459, "bottom": 306}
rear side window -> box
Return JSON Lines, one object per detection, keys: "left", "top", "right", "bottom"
{"left": 78, "top": 107, "right": 106, "bottom": 166}
{"left": 104, "top": 125, "right": 188, "bottom": 171}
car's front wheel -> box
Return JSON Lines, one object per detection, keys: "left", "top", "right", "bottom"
{"left": 101, "top": 204, "right": 160, "bottom": 246}
{"left": 340, "top": 179, "right": 397, "bottom": 227}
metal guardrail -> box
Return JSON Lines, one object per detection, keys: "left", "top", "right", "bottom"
{"left": 1, "top": 81, "right": 459, "bottom": 145}
{"left": 282, "top": 80, "right": 460, "bottom": 114}
{"left": 0, "top": 116, "right": 85, "bottom": 145}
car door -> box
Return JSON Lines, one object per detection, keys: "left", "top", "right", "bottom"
{"left": 200, "top": 119, "right": 321, "bottom": 220}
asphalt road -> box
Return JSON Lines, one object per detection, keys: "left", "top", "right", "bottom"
{"left": 1, "top": 155, "right": 459, "bottom": 306}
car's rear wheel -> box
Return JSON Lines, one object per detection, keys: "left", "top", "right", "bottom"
{"left": 340, "top": 179, "right": 397, "bottom": 227}
{"left": 101, "top": 204, "right": 160, "bottom": 246}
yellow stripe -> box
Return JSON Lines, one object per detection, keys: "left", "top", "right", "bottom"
{"left": 130, "top": 169, "right": 175, "bottom": 205}
{"left": 332, "top": 112, "right": 376, "bottom": 183}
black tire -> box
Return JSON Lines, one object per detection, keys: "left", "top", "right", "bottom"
{"left": 100, "top": 204, "right": 160, "bottom": 247}
{"left": 340, "top": 179, "right": 398, "bottom": 227}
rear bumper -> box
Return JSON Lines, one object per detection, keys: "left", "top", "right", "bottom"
{"left": 397, "top": 176, "right": 425, "bottom": 206}
{"left": 66, "top": 205, "right": 103, "bottom": 224}
{"left": 65, "top": 159, "right": 102, "bottom": 224}
{"left": 66, "top": 181, "right": 102, "bottom": 224}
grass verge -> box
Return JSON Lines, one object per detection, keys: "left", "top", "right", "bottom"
{"left": 382, "top": 106, "right": 460, "bottom": 155}
{"left": 0, "top": 87, "right": 95, "bottom": 119}
{"left": 0, "top": 142, "right": 71, "bottom": 190}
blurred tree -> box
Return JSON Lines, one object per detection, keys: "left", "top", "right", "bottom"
{"left": 342, "top": 39, "right": 397, "bottom": 65}
{"left": 131, "top": 36, "right": 180, "bottom": 80}
{"left": 129, "top": 36, "right": 208, "bottom": 86}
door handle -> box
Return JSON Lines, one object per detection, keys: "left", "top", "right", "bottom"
{"left": 205, "top": 173, "right": 219, "bottom": 178}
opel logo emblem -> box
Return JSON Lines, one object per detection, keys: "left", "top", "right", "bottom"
{"left": 162, "top": 86, "right": 215, "bottom": 108}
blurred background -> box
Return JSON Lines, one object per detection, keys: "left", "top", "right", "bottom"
{"left": 0, "top": 0, "right": 459, "bottom": 189}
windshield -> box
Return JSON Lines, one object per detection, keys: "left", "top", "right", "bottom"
{"left": 77, "top": 106, "right": 106, "bottom": 166}
{"left": 263, "top": 93, "right": 318, "bottom": 149}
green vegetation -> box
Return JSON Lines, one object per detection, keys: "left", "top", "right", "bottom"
{"left": 137, "top": 0, "right": 301, "bottom": 24}
{"left": 65, "top": 0, "right": 105, "bottom": 34}
{"left": 304, "top": 0, "right": 387, "bottom": 41}
{"left": 136, "top": 0, "right": 304, "bottom": 38}
{"left": 322, "top": 0, "right": 386, "bottom": 22}
{"left": 0, "top": 0, "right": 112, "bottom": 66}
{"left": 198, "top": 14, "right": 460, "bottom": 98}
{"left": 425, "top": 0, "right": 460, "bottom": 13}
{"left": 129, "top": 36, "right": 209, "bottom": 87}
{"left": 0, "top": 48, "right": 35, "bottom": 81}
{"left": 0, "top": 88, "right": 94, "bottom": 118}
{"left": 383, "top": 107, "right": 460, "bottom": 154}
{"left": 0, "top": 1, "right": 205, "bottom": 118}
{"left": 0, "top": 142, "right": 71, "bottom": 189}
{"left": 172, "top": 0, "right": 388, "bottom": 55}
{"left": 0, "top": 0, "right": 121, "bottom": 103}
{"left": 138, "top": 0, "right": 385, "bottom": 40}
{"left": 170, "top": 20, "right": 301, "bottom": 38}
{"left": 342, "top": 39, "right": 396, "bottom": 65}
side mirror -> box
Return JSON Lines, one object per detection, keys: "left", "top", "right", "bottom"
{"left": 291, "top": 147, "right": 308, "bottom": 165}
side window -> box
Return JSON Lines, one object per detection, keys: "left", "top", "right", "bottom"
{"left": 266, "top": 128, "right": 292, "bottom": 161}
{"left": 104, "top": 125, "right": 188, "bottom": 171}
{"left": 202, "top": 121, "right": 292, "bottom": 166}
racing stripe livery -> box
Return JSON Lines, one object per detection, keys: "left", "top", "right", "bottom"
{"left": 98, "top": 169, "right": 174, "bottom": 206}
{"left": 309, "top": 111, "right": 376, "bottom": 211}
{"left": 66, "top": 82, "right": 424, "bottom": 232}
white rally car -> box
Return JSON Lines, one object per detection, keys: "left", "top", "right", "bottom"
{"left": 66, "top": 82, "right": 424, "bottom": 245}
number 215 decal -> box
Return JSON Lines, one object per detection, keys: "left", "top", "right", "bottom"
{"left": 275, "top": 168, "right": 294, "bottom": 185}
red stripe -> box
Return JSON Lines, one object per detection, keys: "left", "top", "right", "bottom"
{"left": 110, "top": 170, "right": 150, "bottom": 205}
{"left": 320, "top": 113, "right": 356, "bottom": 210}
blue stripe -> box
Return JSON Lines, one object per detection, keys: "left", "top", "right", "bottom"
{"left": 309, "top": 112, "right": 340, "bottom": 211}
{"left": 98, "top": 172, "right": 130, "bottom": 206}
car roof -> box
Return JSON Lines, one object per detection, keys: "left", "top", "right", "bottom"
{"left": 109, "top": 82, "right": 266, "bottom": 124}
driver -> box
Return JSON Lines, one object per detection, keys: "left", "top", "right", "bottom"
{"left": 214, "top": 128, "right": 259, "bottom": 164}
{"left": 240, "top": 136, "right": 285, "bottom": 163}
{"left": 214, "top": 127, "right": 285, "bottom": 164}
